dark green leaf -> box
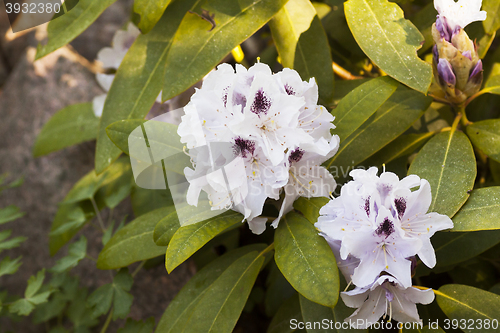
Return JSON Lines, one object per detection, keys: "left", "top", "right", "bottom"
{"left": 118, "top": 317, "right": 155, "bottom": 333}
{"left": 0, "top": 256, "right": 22, "bottom": 277}
{"left": 408, "top": 130, "right": 476, "bottom": 218}
{"left": 153, "top": 207, "right": 181, "bottom": 246}
{"left": 293, "top": 197, "right": 329, "bottom": 225}
{"left": 345, "top": 0, "right": 432, "bottom": 93}
{"left": 0, "top": 205, "right": 25, "bottom": 225}
{"left": 97, "top": 207, "right": 172, "bottom": 269}
{"left": 51, "top": 236, "right": 87, "bottom": 273}
{"left": 268, "top": 294, "right": 301, "bottom": 333}
{"left": 452, "top": 187, "right": 500, "bottom": 231}
{"left": 9, "top": 270, "right": 52, "bottom": 316}
{"left": 482, "top": 63, "right": 500, "bottom": 95}
{"left": 467, "top": 119, "right": 500, "bottom": 162}
{"left": 131, "top": 185, "right": 173, "bottom": 217}
{"left": 134, "top": 0, "right": 172, "bottom": 33}
{"left": 275, "top": 211, "right": 339, "bottom": 307}
{"left": 413, "top": 3, "right": 437, "bottom": 55}
{"left": 33, "top": 103, "right": 98, "bottom": 157}
{"left": 106, "top": 119, "right": 147, "bottom": 155}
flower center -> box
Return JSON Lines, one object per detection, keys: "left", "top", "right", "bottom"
{"left": 394, "top": 197, "right": 406, "bottom": 220}
{"left": 251, "top": 89, "right": 271, "bottom": 115}
{"left": 288, "top": 148, "right": 304, "bottom": 163}
{"left": 376, "top": 218, "right": 395, "bottom": 238}
{"left": 284, "top": 84, "right": 295, "bottom": 95}
{"left": 233, "top": 137, "right": 256, "bottom": 158}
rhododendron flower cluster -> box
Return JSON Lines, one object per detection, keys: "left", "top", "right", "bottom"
{"left": 178, "top": 63, "right": 339, "bottom": 234}
{"left": 315, "top": 167, "right": 453, "bottom": 327}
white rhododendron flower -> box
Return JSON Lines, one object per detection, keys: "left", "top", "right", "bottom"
{"left": 178, "top": 62, "right": 339, "bottom": 234}
{"left": 315, "top": 167, "right": 453, "bottom": 325}
{"left": 341, "top": 275, "right": 435, "bottom": 328}
{"left": 434, "top": 0, "right": 486, "bottom": 32}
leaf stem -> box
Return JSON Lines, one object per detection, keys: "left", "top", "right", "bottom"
{"left": 86, "top": 254, "right": 97, "bottom": 262}
{"left": 464, "top": 90, "right": 487, "bottom": 107}
{"left": 132, "top": 261, "right": 146, "bottom": 278}
{"left": 91, "top": 197, "right": 106, "bottom": 232}
{"left": 332, "top": 61, "right": 363, "bottom": 80}
{"left": 100, "top": 308, "right": 113, "bottom": 333}
{"left": 455, "top": 104, "right": 472, "bottom": 127}
{"left": 259, "top": 243, "right": 275, "bottom": 256}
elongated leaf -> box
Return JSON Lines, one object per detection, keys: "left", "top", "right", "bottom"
{"left": 119, "top": 317, "right": 155, "bottom": 333}
{"left": 181, "top": 251, "right": 265, "bottom": 333}
{"left": 153, "top": 208, "right": 182, "bottom": 246}
{"left": 408, "top": 130, "right": 476, "bottom": 218}
{"left": 36, "top": 0, "right": 118, "bottom": 59}
{"left": 155, "top": 244, "right": 266, "bottom": 333}
{"left": 268, "top": 294, "right": 301, "bottom": 333}
{"left": 270, "top": 0, "right": 334, "bottom": 104}
{"left": 482, "top": 63, "right": 500, "bottom": 94}
{"left": 467, "top": 119, "right": 500, "bottom": 162}
{"left": 345, "top": 0, "right": 432, "bottom": 93}
{"left": 362, "top": 132, "right": 435, "bottom": 167}
{"left": 97, "top": 207, "right": 172, "bottom": 269}
{"left": 106, "top": 119, "right": 147, "bottom": 155}
{"left": 161, "top": 0, "right": 288, "bottom": 103}
{"left": 33, "top": 103, "right": 98, "bottom": 157}
{"left": 131, "top": 185, "right": 173, "bottom": 217}
{"left": 275, "top": 211, "right": 339, "bottom": 307}
{"left": 134, "top": 0, "right": 172, "bottom": 34}
{"left": 437, "top": 284, "right": 500, "bottom": 332}
{"left": 0, "top": 205, "right": 25, "bottom": 225}
{"left": 293, "top": 197, "right": 329, "bottom": 225}
{"left": 51, "top": 236, "right": 87, "bottom": 273}
{"left": 329, "top": 87, "right": 431, "bottom": 172}
{"left": 95, "top": 0, "right": 197, "bottom": 174}
{"left": 431, "top": 230, "right": 500, "bottom": 268}
{"left": 452, "top": 187, "right": 500, "bottom": 231}
{"left": 483, "top": 0, "right": 500, "bottom": 34}
{"left": 414, "top": 3, "right": 438, "bottom": 55}
{"left": 332, "top": 76, "right": 398, "bottom": 143}
{"left": 0, "top": 256, "right": 22, "bottom": 277}
{"left": 166, "top": 210, "right": 243, "bottom": 272}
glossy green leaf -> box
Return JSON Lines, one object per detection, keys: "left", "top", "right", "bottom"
{"left": 95, "top": 0, "right": 197, "bottom": 174}
{"left": 345, "top": 0, "right": 432, "bottom": 93}
{"left": 467, "top": 119, "right": 500, "bottom": 162}
{"left": 155, "top": 244, "right": 266, "bottom": 333}
{"left": 299, "top": 293, "right": 367, "bottom": 333}
{"left": 268, "top": 294, "right": 301, "bottom": 333}
{"left": 452, "top": 187, "right": 500, "bottom": 231}
{"left": 134, "top": 0, "right": 172, "bottom": 34}
{"left": 293, "top": 197, "right": 329, "bottom": 225}
{"left": 466, "top": 22, "right": 496, "bottom": 59}
{"left": 483, "top": 0, "right": 500, "bottom": 34}
{"left": 436, "top": 284, "right": 500, "bottom": 332}
{"left": 275, "top": 211, "right": 339, "bottom": 307}
{"left": 9, "top": 269, "right": 52, "bottom": 316}
{"left": 50, "top": 237, "right": 87, "bottom": 273}
{"left": 97, "top": 207, "right": 172, "bottom": 269}
{"left": 408, "top": 130, "right": 476, "bottom": 218}
{"left": 362, "top": 132, "right": 435, "bottom": 167}
{"left": 432, "top": 230, "right": 500, "bottom": 268}
{"left": 331, "top": 76, "right": 398, "bottom": 142}
{"left": 33, "top": 103, "right": 98, "bottom": 157}
{"left": 0, "top": 256, "right": 22, "bottom": 277}
{"left": 36, "top": 0, "right": 118, "bottom": 59}
{"left": 264, "top": 262, "right": 296, "bottom": 317}
{"left": 180, "top": 251, "right": 265, "bottom": 333}
{"left": 329, "top": 87, "right": 432, "bottom": 171}
{"left": 0, "top": 205, "right": 25, "bottom": 225}
{"left": 482, "top": 63, "right": 500, "bottom": 95}
{"left": 106, "top": 119, "right": 147, "bottom": 155}
{"left": 270, "top": 0, "right": 334, "bottom": 104}
{"left": 161, "top": 0, "right": 288, "bottom": 103}
{"left": 131, "top": 185, "right": 173, "bottom": 217}
{"left": 414, "top": 2, "right": 438, "bottom": 55}
{"left": 118, "top": 317, "right": 155, "bottom": 333}
{"left": 166, "top": 210, "right": 243, "bottom": 273}
{"left": 153, "top": 207, "right": 181, "bottom": 246}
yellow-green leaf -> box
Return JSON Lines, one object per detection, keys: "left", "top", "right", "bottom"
{"left": 452, "top": 187, "right": 500, "bottom": 231}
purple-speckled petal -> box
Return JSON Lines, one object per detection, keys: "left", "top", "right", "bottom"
{"left": 470, "top": 60, "right": 483, "bottom": 79}
{"left": 437, "top": 58, "right": 456, "bottom": 85}
{"left": 436, "top": 15, "right": 451, "bottom": 41}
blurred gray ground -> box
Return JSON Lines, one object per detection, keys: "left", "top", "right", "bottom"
{"left": 0, "top": 1, "right": 193, "bottom": 331}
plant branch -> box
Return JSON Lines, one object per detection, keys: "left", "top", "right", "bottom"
{"left": 100, "top": 309, "right": 113, "bottom": 333}
{"left": 91, "top": 197, "right": 106, "bottom": 232}
{"left": 132, "top": 261, "right": 146, "bottom": 278}
{"left": 332, "top": 61, "right": 363, "bottom": 80}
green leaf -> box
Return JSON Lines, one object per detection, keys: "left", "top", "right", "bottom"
{"left": 275, "top": 211, "right": 339, "bottom": 307}
{"left": 408, "top": 130, "right": 476, "bottom": 218}
{"left": 0, "top": 205, "right": 25, "bottom": 225}
{"left": 119, "top": 317, "right": 155, "bottom": 333}
{"left": 299, "top": 293, "right": 367, "bottom": 333}
{"left": 97, "top": 207, "right": 172, "bottom": 269}
{"left": 482, "top": 63, "right": 500, "bottom": 95}
{"left": 436, "top": 284, "right": 500, "bottom": 332}
{"left": 134, "top": 0, "right": 172, "bottom": 34}
{"left": 268, "top": 294, "right": 302, "bottom": 333}
{"left": 9, "top": 269, "right": 52, "bottom": 316}
{"left": 153, "top": 207, "right": 181, "bottom": 246}
{"left": 413, "top": 2, "right": 438, "bottom": 55}
{"left": 0, "top": 256, "right": 22, "bottom": 277}
{"left": 431, "top": 230, "right": 500, "bottom": 268}
{"left": 292, "top": 197, "right": 329, "bottom": 225}
{"left": 0, "top": 231, "right": 26, "bottom": 251}
{"left": 161, "top": 0, "right": 288, "bottom": 103}
{"left": 270, "top": 0, "right": 334, "bottom": 104}
{"left": 466, "top": 22, "right": 496, "bottom": 59}
{"left": 331, "top": 76, "right": 399, "bottom": 142}
{"left": 36, "top": 0, "right": 119, "bottom": 59}
{"left": 131, "top": 185, "right": 173, "bottom": 217}
{"left": 33, "top": 103, "right": 99, "bottom": 157}
{"left": 155, "top": 244, "right": 266, "bottom": 333}
{"left": 467, "top": 119, "right": 500, "bottom": 162}
{"left": 329, "top": 87, "right": 432, "bottom": 171}
{"left": 106, "top": 119, "right": 147, "bottom": 155}
{"left": 95, "top": 0, "right": 197, "bottom": 174}
{"left": 362, "top": 132, "right": 435, "bottom": 167}
{"left": 344, "top": 0, "right": 432, "bottom": 93}
{"left": 264, "top": 262, "right": 296, "bottom": 317}
{"left": 179, "top": 251, "right": 265, "bottom": 333}
{"left": 452, "top": 187, "right": 500, "bottom": 231}
{"left": 483, "top": 0, "right": 500, "bottom": 34}
{"left": 87, "top": 284, "right": 113, "bottom": 318}
{"left": 51, "top": 236, "right": 87, "bottom": 273}
{"left": 166, "top": 210, "right": 243, "bottom": 273}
